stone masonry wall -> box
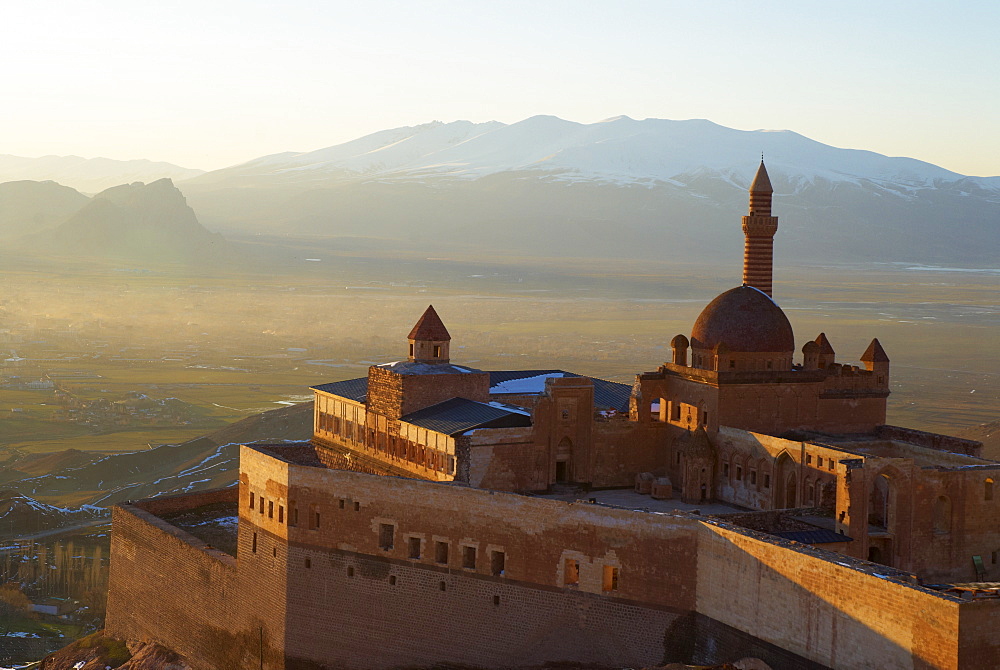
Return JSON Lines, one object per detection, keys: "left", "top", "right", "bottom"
{"left": 106, "top": 500, "right": 281, "bottom": 670}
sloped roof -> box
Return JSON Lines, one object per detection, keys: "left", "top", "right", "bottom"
{"left": 401, "top": 397, "right": 531, "bottom": 436}
{"left": 311, "top": 370, "right": 631, "bottom": 413}
{"left": 311, "top": 377, "right": 368, "bottom": 402}
{"left": 861, "top": 338, "right": 889, "bottom": 363}
{"left": 488, "top": 370, "right": 631, "bottom": 412}
{"left": 408, "top": 305, "right": 451, "bottom": 341}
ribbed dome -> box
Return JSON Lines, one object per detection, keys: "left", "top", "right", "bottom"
{"left": 691, "top": 286, "right": 794, "bottom": 353}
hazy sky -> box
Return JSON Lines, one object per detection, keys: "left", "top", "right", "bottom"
{"left": 2, "top": 0, "right": 998, "bottom": 175}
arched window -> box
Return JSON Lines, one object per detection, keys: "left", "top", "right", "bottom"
{"left": 986, "top": 479, "right": 994, "bottom": 502}
{"left": 869, "top": 474, "right": 891, "bottom": 529}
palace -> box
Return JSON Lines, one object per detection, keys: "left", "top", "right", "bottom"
{"left": 105, "top": 162, "right": 1000, "bottom": 670}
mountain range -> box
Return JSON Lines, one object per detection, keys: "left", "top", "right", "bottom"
{"left": 4, "top": 117, "right": 999, "bottom": 266}
{"left": 0, "top": 154, "right": 203, "bottom": 194}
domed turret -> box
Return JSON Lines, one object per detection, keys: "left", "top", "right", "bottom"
{"left": 690, "top": 286, "right": 794, "bottom": 371}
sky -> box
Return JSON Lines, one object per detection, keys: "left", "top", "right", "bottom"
{"left": 2, "top": 0, "right": 998, "bottom": 175}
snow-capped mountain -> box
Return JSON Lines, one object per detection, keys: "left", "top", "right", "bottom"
{"left": 178, "top": 116, "right": 1000, "bottom": 266}
{"left": 0, "top": 154, "right": 204, "bottom": 194}
{"left": 189, "top": 115, "right": 1000, "bottom": 195}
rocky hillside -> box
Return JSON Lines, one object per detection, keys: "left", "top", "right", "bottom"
{"left": 0, "top": 180, "right": 90, "bottom": 239}
{"left": 0, "top": 402, "right": 312, "bottom": 533}
{"left": 24, "top": 178, "right": 226, "bottom": 263}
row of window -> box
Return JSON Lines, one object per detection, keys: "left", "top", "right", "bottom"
{"left": 317, "top": 411, "right": 456, "bottom": 475}
{"left": 377, "top": 523, "right": 507, "bottom": 576}
{"left": 805, "top": 454, "right": 837, "bottom": 471}
{"left": 248, "top": 491, "right": 361, "bottom": 531}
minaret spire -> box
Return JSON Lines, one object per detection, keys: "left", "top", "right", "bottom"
{"left": 742, "top": 160, "right": 779, "bottom": 297}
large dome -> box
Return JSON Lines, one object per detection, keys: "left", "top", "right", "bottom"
{"left": 690, "top": 286, "right": 794, "bottom": 353}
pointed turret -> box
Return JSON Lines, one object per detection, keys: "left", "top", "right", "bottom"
{"left": 861, "top": 338, "right": 890, "bottom": 385}
{"left": 815, "top": 333, "right": 836, "bottom": 369}
{"left": 741, "top": 160, "right": 779, "bottom": 297}
{"left": 407, "top": 305, "right": 451, "bottom": 364}
{"left": 860, "top": 338, "right": 889, "bottom": 364}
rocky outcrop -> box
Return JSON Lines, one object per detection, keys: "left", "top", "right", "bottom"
{"left": 39, "top": 633, "right": 190, "bottom": 670}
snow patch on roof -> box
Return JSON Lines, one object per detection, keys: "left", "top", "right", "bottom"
{"left": 490, "top": 372, "right": 565, "bottom": 394}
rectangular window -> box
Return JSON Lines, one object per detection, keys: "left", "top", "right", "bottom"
{"left": 435, "top": 541, "right": 449, "bottom": 565}
{"left": 736, "top": 466, "right": 743, "bottom": 481}
{"left": 462, "top": 546, "right": 476, "bottom": 569}
{"left": 671, "top": 403, "right": 681, "bottom": 421}
{"left": 564, "top": 559, "right": 579, "bottom": 586}
{"left": 723, "top": 463, "right": 730, "bottom": 477}
{"left": 433, "top": 345, "right": 441, "bottom": 357}
{"left": 828, "top": 460, "right": 835, "bottom": 471}
{"left": 806, "top": 455, "right": 813, "bottom": 465}
{"left": 354, "top": 501, "right": 361, "bottom": 511}
{"left": 252, "top": 532, "right": 257, "bottom": 553}
{"left": 259, "top": 500, "right": 265, "bottom": 515}
{"left": 314, "top": 511, "right": 321, "bottom": 529}
{"left": 817, "top": 457, "right": 823, "bottom": 468}
{"left": 291, "top": 506, "right": 299, "bottom": 526}
{"left": 268, "top": 501, "right": 274, "bottom": 519}
{"left": 764, "top": 474, "right": 771, "bottom": 489}
{"left": 602, "top": 565, "right": 619, "bottom": 592}
{"left": 249, "top": 491, "right": 255, "bottom": 510}
{"left": 750, "top": 471, "right": 757, "bottom": 485}
{"left": 379, "top": 523, "right": 395, "bottom": 551}
{"left": 278, "top": 506, "right": 284, "bottom": 524}
{"left": 702, "top": 410, "right": 709, "bottom": 426}
{"left": 408, "top": 537, "right": 421, "bottom": 559}
{"left": 490, "top": 550, "right": 506, "bottom": 576}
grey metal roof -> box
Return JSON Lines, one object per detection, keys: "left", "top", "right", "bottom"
{"left": 772, "top": 529, "right": 853, "bottom": 544}
{"left": 311, "top": 377, "right": 368, "bottom": 403}
{"left": 488, "top": 370, "right": 630, "bottom": 412}
{"left": 401, "top": 398, "right": 531, "bottom": 436}
{"left": 311, "top": 370, "right": 631, "bottom": 412}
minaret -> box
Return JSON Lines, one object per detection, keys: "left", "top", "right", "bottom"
{"left": 742, "top": 160, "right": 779, "bottom": 297}
{"left": 407, "top": 305, "right": 451, "bottom": 364}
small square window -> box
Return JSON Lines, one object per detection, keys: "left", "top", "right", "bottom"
{"left": 339, "top": 499, "right": 345, "bottom": 509}
{"left": 806, "top": 455, "right": 812, "bottom": 465}
{"left": 462, "top": 546, "right": 477, "bottom": 569}
{"left": 354, "top": 501, "right": 361, "bottom": 511}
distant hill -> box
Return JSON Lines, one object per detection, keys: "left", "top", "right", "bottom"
{"left": 1, "top": 402, "right": 313, "bottom": 512}
{"left": 25, "top": 178, "right": 227, "bottom": 263}
{"left": 0, "top": 154, "right": 203, "bottom": 194}
{"left": 181, "top": 116, "right": 1000, "bottom": 266}
{"left": 960, "top": 420, "right": 1000, "bottom": 460}
{"left": 0, "top": 180, "right": 89, "bottom": 239}
{"left": 0, "top": 490, "right": 105, "bottom": 538}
